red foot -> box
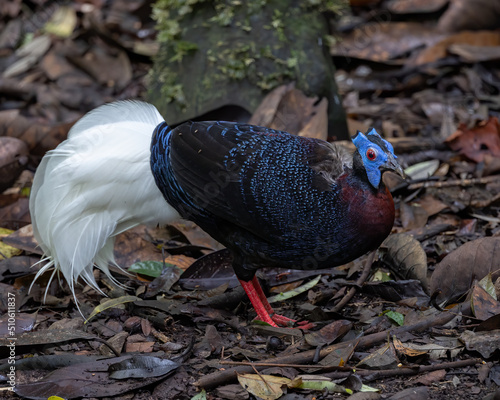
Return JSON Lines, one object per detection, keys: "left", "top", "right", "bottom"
{"left": 239, "top": 276, "right": 315, "bottom": 330}
{"left": 295, "top": 321, "right": 316, "bottom": 330}
{"left": 253, "top": 315, "right": 315, "bottom": 330}
{"left": 271, "top": 314, "right": 296, "bottom": 327}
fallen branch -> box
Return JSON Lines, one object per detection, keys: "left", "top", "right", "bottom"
{"left": 194, "top": 302, "right": 471, "bottom": 388}
{"left": 323, "top": 358, "right": 482, "bottom": 381}
{"left": 407, "top": 174, "right": 500, "bottom": 190}
{"left": 218, "top": 357, "right": 482, "bottom": 381}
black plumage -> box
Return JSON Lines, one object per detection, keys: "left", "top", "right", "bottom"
{"left": 151, "top": 120, "right": 402, "bottom": 326}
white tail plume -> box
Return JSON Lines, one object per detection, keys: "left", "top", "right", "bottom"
{"left": 29, "top": 101, "right": 179, "bottom": 306}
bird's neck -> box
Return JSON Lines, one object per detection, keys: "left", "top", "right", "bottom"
{"left": 350, "top": 168, "right": 380, "bottom": 194}
{"left": 338, "top": 169, "right": 395, "bottom": 257}
{"left": 351, "top": 156, "right": 384, "bottom": 194}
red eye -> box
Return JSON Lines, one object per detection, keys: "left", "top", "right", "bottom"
{"left": 366, "top": 148, "right": 377, "bottom": 161}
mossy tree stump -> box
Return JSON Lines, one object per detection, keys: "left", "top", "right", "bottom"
{"left": 148, "top": 0, "right": 348, "bottom": 140}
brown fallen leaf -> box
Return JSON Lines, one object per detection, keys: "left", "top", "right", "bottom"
{"left": 298, "top": 97, "right": 328, "bottom": 140}
{"left": 0, "top": 197, "right": 30, "bottom": 230}
{"left": 476, "top": 314, "right": 500, "bottom": 332}
{"left": 249, "top": 83, "right": 328, "bottom": 141}
{"left": 248, "top": 83, "right": 291, "bottom": 128}
{"left": 430, "top": 237, "right": 500, "bottom": 307}
{"left": 417, "top": 194, "right": 448, "bottom": 217}
{"left": 347, "top": 118, "right": 371, "bottom": 138}
{"left": 65, "top": 37, "right": 132, "bottom": 91}
{"left": 40, "top": 43, "right": 77, "bottom": 81}
{"left": 113, "top": 225, "right": 195, "bottom": 271}
{"left": 169, "top": 220, "right": 224, "bottom": 251}
{"left": 471, "top": 284, "right": 500, "bottom": 321}
{"left": 414, "top": 31, "right": 500, "bottom": 66}
{"left": 449, "top": 44, "right": 500, "bottom": 63}
{"left": 304, "top": 320, "right": 352, "bottom": 346}
{"left": 483, "top": 153, "right": 500, "bottom": 175}
{"left": 356, "top": 342, "right": 400, "bottom": 369}
{"left": 381, "top": 233, "right": 429, "bottom": 293}
{"left": 332, "top": 22, "right": 444, "bottom": 63}
{"left": 400, "top": 202, "right": 429, "bottom": 231}
{"left": 0, "top": 136, "right": 28, "bottom": 192}
{"left": 445, "top": 117, "right": 500, "bottom": 163}
{"left": 2, "top": 224, "right": 40, "bottom": 254}
{"left": 0, "top": 108, "right": 76, "bottom": 155}
{"left": 393, "top": 336, "right": 427, "bottom": 358}
{"left": 437, "top": 0, "right": 500, "bottom": 32}
{"left": 215, "top": 384, "right": 250, "bottom": 400}
{"left": 125, "top": 341, "right": 156, "bottom": 353}
{"left": 458, "top": 219, "right": 477, "bottom": 236}
{"left": 386, "top": 0, "right": 449, "bottom": 14}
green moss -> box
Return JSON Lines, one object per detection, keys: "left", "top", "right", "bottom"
{"left": 150, "top": 0, "right": 346, "bottom": 110}
{"left": 169, "top": 40, "right": 198, "bottom": 62}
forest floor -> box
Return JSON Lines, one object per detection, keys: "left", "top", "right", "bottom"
{"left": 1, "top": 0, "right": 500, "bottom": 399}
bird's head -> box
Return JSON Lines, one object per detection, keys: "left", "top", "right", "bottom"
{"left": 352, "top": 128, "right": 404, "bottom": 189}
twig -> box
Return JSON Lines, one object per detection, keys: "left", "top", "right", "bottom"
{"left": 470, "top": 192, "right": 500, "bottom": 208}
{"left": 323, "top": 358, "right": 482, "bottom": 381}
{"left": 407, "top": 174, "right": 500, "bottom": 190}
{"left": 220, "top": 358, "right": 483, "bottom": 380}
{"left": 194, "top": 302, "right": 471, "bottom": 389}
{"left": 220, "top": 361, "right": 327, "bottom": 369}
{"left": 331, "top": 250, "right": 375, "bottom": 313}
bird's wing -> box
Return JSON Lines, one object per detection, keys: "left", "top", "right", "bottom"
{"left": 167, "top": 121, "right": 350, "bottom": 239}
{"left": 166, "top": 121, "right": 265, "bottom": 226}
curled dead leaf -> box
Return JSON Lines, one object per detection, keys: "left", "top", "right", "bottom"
{"left": 445, "top": 117, "right": 500, "bottom": 163}
{"left": 471, "top": 284, "right": 500, "bottom": 321}
{"left": 381, "top": 233, "right": 429, "bottom": 293}
{"left": 430, "top": 237, "right": 500, "bottom": 307}
{"left": 393, "top": 336, "right": 427, "bottom": 358}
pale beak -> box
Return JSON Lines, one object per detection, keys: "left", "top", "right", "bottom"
{"left": 382, "top": 153, "right": 406, "bottom": 179}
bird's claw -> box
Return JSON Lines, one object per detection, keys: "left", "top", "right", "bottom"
{"left": 266, "top": 314, "right": 315, "bottom": 330}
{"left": 295, "top": 320, "right": 316, "bottom": 330}
{"left": 271, "top": 313, "right": 296, "bottom": 327}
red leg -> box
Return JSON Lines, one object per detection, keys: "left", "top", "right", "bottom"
{"left": 239, "top": 278, "right": 315, "bottom": 329}
{"left": 239, "top": 279, "right": 278, "bottom": 327}
{"left": 250, "top": 276, "right": 297, "bottom": 326}
{"left": 250, "top": 276, "right": 274, "bottom": 315}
